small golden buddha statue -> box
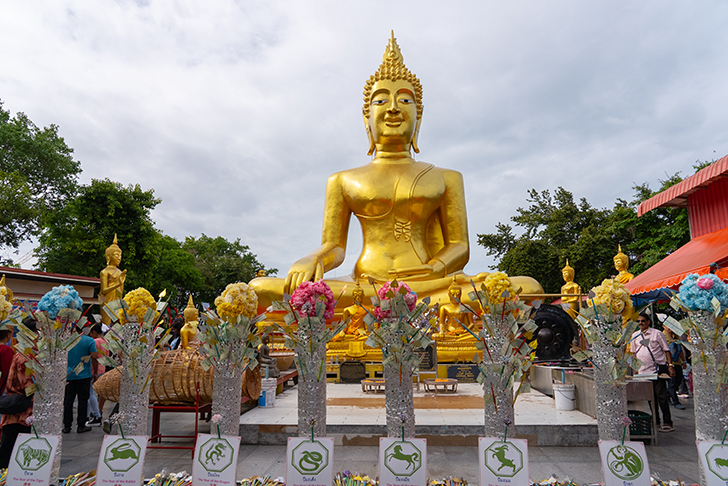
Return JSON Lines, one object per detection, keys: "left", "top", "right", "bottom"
{"left": 436, "top": 277, "right": 474, "bottom": 337}
{"left": 0, "top": 275, "right": 14, "bottom": 321}
{"left": 255, "top": 269, "right": 266, "bottom": 278}
{"left": 250, "top": 32, "right": 542, "bottom": 315}
{"left": 335, "top": 281, "right": 369, "bottom": 340}
{"left": 181, "top": 295, "right": 199, "bottom": 349}
{"left": 560, "top": 260, "right": 581, "bottom": 319}
{"left": 99, "top": 234, "right": 127, "bottom": 325}
{"left": 613, "top": 245, "right": 634, "bottom": 284}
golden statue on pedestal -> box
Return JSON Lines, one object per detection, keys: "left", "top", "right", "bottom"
{"left": 435, "top": 277, "right": 475, "bottom": 337}
{"left": 250, "top": 32, "right": 542, "bottom": 322}
{"left": 560, "top": 260, "right": 581, "bottom": 319}
{"left": 99, "top": 234, "right": 126, "bottom": 325}
{"left": 181, "top": 295, "right": 199, "bottom": 349}
{"left": 613, "top": 245, "right": 634, "bottom": 284}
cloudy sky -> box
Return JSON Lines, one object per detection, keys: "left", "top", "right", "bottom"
{"left": 2, "top": 1, "right": 727, "bottom": 279}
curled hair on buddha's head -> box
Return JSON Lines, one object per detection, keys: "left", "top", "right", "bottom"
{"left": 362, "top": 31, "right": 423, "bottom": 121}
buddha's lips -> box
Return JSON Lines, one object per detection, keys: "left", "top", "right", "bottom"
{"left": 385, "top": 117, "right": 403, "bottom": 126}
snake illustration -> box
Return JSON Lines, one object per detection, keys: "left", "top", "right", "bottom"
{"left": 298, "top": 451, "right": 323, "bottom": 472}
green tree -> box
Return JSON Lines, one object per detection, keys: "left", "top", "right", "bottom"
{"left": 0, "top": 100, "right": 81, "bottom": 251}
{"left": 35, "top": 178, "right": 162, "bottom": 290}
{"left": 149, "top": 235, "right": 204, "bottom": 310}
{"left": 181, "top": 234, "right": 277, "bottom": 306}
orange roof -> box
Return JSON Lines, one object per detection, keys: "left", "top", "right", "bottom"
{"left": 626, "top": 226, "right": 728, "bottom": 296}
{"left": 638, "top": 155, "right": 728, "bottom": 216}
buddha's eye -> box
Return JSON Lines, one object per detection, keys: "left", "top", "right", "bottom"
{"left": 399, "top": 98, "right": 413, "bottom": 104}
{"left": 371, "top": 99, "right": 387, "bottom": 105}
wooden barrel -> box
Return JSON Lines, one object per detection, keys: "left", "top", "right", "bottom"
{"left": 93, "top": 349, "right": 262, "bottom": 404}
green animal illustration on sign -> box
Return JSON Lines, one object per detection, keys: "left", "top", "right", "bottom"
{"left": 19, "top": 444, "right": 51, "bottom": 469}
{"left": 716, "top": 458, "right": 728, "bottom": 467}
{"left": 109, "top": 443, "right": 139, "bottom": 461}
{"left": 607, "top": 445, "right": 643, "bottom": 480}
{"left": 299, "top": 451, "right": 324, "bottom": 472}
{"left": 490, "top": 445, "right": 516, "bottom": 473}
{"left": 205, "top": 443, "right": 228, "bottom": 466}
{"left": 386, "top": 445, "right": 419, "bottom": 472}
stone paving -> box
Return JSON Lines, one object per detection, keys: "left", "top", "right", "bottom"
{"left": 55, "top": 384, "right": 700, "bottom": 484}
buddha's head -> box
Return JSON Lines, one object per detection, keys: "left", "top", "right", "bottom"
{"left": 255, "top": 268, "right": 266, "bottom": 278}
{"left": 105, "top": 234, "right": 122, "bottom": 266}
{"left": 183, "top": 295, "right": 198, "bottom": 323}
{"left": 562, "top": 260, "right": 575, "bottom": 283}
{"left": 614, "top": 245, "right": 629, "bottom": 272}
{"left": 448, "top": 277, "right": 461, "bottom": 303}
{"left": 363, "top": 31, "right": 423, "bottom": 156}
{"left": 352, "top": 281, "right": 364, "bottom": 303}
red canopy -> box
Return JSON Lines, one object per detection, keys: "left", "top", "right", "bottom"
{"left": 626, "top": 227, "right": 728, "bottom": 297}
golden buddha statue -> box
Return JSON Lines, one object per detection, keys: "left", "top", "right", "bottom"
{"left": 0, "top": 275, "right": 14, "bottom": 321}
{"left": 334, "top": 281, "right": 369, "bottom": 340}
{"left": 613, "top": 245, "right": 634, "bottom": 284}
{"left": 250, "top": 32, "right": 542, "bottom": 316}
{"left": 560, "top": 260, "right": 581, "bottom": 319}
{"left": 181, "top": 295, "right": 199, "bottom": 349}
{"left": 435, "top": 277, "right": 475, "bottom": 337}
{"left": 99, "top": 234, "right": 127, "bottom": 325}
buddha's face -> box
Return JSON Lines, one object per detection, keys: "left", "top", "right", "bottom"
{"left": 449, "top": 288, "right": 461, "bottom": 303}
{"left": 107, "top": 249, "right": 122, "bottom": 266}
{"left": 562, "top": 269, "right": 574, "bottom": 283}
{"left": 614, "top": 256, "right": 627, "bottom": 272}
{"left": 367, "top": 79, "right": 418, "bottom": 147}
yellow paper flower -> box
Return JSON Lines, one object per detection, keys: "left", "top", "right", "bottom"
{"left": 118, "top": 287, "right": 156, "bottom": 324}
{"left": 589, "top": 279, "right": 633, "bottom": 317}
{"left": 0, "top": 293, "right": 11, "bottom": 321}
{"left": 483, "top": 271, "right": 519, "bottom": 305}
{"left": 214, "top": 282, "right": 258, "bottom": 322}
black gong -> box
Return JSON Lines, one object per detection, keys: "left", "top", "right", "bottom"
{"left": 532, "top": 304, "right": 577, "bottom": 361}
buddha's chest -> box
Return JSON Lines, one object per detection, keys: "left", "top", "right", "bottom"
{"left": 343, "top": 165, "right": 446, "bottom": 219}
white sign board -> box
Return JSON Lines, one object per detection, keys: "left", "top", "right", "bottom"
{"left": 478, "top": 437, "right": 529, "bottom": 486}
{"left": 697, "top": 441, "right": 728, "bottom": 486}
{"left": 286, "top": 437, "right": 335, "bottom": 486}
{"left": 379, "top": 437, "right": 428, "bottom": 486}
{"left": 7, "top": 433, "right": 60, "bottom": 486}
{"left": 598, "top": 441, "right": 651, "bottom": 486}
{"left": 192, "top": 433, "right": 240, "bottom": 486}
{"left": 96, "top": 435, "right": 148, "bottom": 485}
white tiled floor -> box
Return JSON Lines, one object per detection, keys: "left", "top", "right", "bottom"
{"left": 240, "top": 383, "right": 596, "bottom": 426}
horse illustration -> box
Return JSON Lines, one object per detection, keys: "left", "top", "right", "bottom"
{"left": 386, "top": 445, "right": 419, "bottom": 471}
{"left": 491, "top": 445, "right": 516, "bottom": 473}
{"left": 109, "top": 443, "right": 138, "bottom": 461}
{"left": 205, "top": 443, "right": 227, "bottom": 465}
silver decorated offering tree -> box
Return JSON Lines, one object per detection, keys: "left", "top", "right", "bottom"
{"left": 364, "top": 280, "right": 435, "bottom": 438}
{"left": 671, "top": 274, "right": 728, "bottom": 445}
{"left": 199, "top": 282, "right": 264, "bottom": 436}
{"left": 463, "top": 273, "right": 537, "bottom": 438}
{"left": 2, "top": 285, "right": 88, "bottom": 484}
{"left": 273, "top": 280, "right": 344, "bottom": 438}
{"left": 101, "top": 288, "right": 170, "bottom": 437}
{"left": 572, "top": 280, "right": 638, "bottom": 441}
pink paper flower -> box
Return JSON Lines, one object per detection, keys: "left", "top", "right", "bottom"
{"left": 621, "top": 417, "right": 632, "bottom": 426}
{"left": 25, "top": 416, "right": 34, "bottom": 426}
{"left": 290, "top": 281, "right": 336, "bottom": 320}
{"left": 211, "top": 414, "right": 222, "bottom": 424}
{"left": 374, "top": 281, "right": 417, "bottom": 319}
{"left": 697, "top": 277, "right": 714, "bottom": 290}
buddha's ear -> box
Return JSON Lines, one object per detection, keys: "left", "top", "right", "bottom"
{"left": 411, "top": 116, "right": 423, "bottom": 154}
{"left": 363, "top": 113, "right": 376, "bottom": 156}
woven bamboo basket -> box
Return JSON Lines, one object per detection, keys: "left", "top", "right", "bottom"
{"left": 94, "top": 349, "right": 262, "bottom": 404}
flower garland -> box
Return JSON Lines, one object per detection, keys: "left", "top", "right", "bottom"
{"left": 117, "top": 287, "right": 156, "bottom": 324}
{"left": 482, "top": 272, "right": 519, "bottom": 307}
{"left": 37, "top": 284, "right": 83, "bottom": 319}
{"left": 587, "top": 279, "right": 634, "bottom": 318}
{"left": 677, "top": 273, "right": 728, "bottom": 312}
{"left": 214, "top": 282, "right": 258, "bottom": 322}
{"left": 0, "top": 277, "right": 12, "bottom": 321}
{"left": 373, "top": 280, "right": 416, "bottom": 319}
{"left": 289, "top": 280, "right": 336, "bottom": 319}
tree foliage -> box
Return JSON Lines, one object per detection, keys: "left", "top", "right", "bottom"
{"left": 476, "top": 164, "right": 712, "bottom": 294}
{"left": 0, "top": 100, "right": 81, "bottom": 250}
{"left": 181, "top": 234, "right": 277, "bottom": 307}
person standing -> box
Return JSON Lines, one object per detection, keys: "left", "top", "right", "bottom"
{"left": 0, "top": 329, "right": 14, "bottom": 396}
{"left": 630, "top": 312, "right": 676, "bottom": 432}
{"left": 63, "top": 327, "right": 98, "bottom": 434}
{"left": 664, "top": 328, "right": 687, "bottom": 410}
{"left": 86, "top": 324, "right": 108, "bottom": 426}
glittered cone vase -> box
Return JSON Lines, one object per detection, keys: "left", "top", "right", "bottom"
{"left": 212, "top": 365, "right": 243, "bottom": 437}
{"left": 34, "top": 350, "right": 68, "bottom": 485}
{"left": 690, "top": 315, "right": 728, "bottom": 442}
{"left": 384, "top": 362, "right": 415, "bottom": 438}
{"left": 118, "top": 320, "right": 153, "bottom": 436}
{"left": 592, "top": 341, "right": 628, "bottom": 441}
{"left": 483, "top": 382, "right": 514, "bottom": 438}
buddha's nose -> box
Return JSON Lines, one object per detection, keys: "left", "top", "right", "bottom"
{"left": 387, "top": 98, "right": 400, "bottom": 113}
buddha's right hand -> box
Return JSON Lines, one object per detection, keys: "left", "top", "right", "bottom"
{"left": 283, "top": 256, "right": 324, "bottom": 294}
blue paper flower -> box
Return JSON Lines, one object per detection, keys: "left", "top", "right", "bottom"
{"left": 677, "top": 273, "right": 728, "bottom": 312}
{"left": 38, "top": 285, "right": 84, "bottom": 319}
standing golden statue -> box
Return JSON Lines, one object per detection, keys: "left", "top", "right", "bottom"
{"left": 99, "top": 234, "right": 126, "bottom": 325}
{"left": 613, "top": 245, "right": 634, "bottom": 284}
{"left": 560, "top": 260, "right": 581, "bottom": 319}
{"left": 181, "top": 295, "right": 199, "bottom": 349}
{"left": 250, "top": 32, "right": 542, "bottom": 314}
